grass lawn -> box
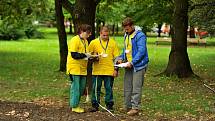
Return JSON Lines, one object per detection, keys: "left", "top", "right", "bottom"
{"left": 0, "top": 27, "right": 215, "bottom": 120}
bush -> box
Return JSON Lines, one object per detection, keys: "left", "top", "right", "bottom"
{"left": 0, "top": 25, "right": 44, "bottom": 40}
{"left": 0, "top": 29, "right": 23, "bottom": 40}
{"left": 25, "top": 27, "right": 44, "bottom": 39}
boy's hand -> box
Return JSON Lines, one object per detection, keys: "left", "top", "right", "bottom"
{"left": 113, "top": 70, "right": 119, "bottom": 77}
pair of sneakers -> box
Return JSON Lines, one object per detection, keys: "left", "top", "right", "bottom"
{"left": 72, "top": 107, "right": 85, "bottom": 113}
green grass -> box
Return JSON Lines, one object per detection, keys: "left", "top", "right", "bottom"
{"left": 0, "top": 28, "right": 215, "bottom": 120}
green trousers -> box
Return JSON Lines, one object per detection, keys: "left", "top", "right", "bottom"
{"left": 69, "top": 75, "right": 86, "bottom": 108}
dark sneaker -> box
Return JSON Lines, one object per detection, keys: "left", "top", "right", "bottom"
{"left": 107, "top": 106, "right": 114, "bottom": 112}
{"left": 127, "top": 109, "right": 139, "bottom": 116}
{"left": 89, "top": 107, "right": 99, "bottom": 112}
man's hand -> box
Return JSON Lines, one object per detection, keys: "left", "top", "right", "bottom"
{"left": 116, "top": 59, "right": 123, "bottom": 64}
{"left": 126, "top": 62, "right": 133, "bottom": 68}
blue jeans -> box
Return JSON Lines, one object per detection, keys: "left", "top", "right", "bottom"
{"left": 91, "top": 75, "right": 114, "bottom": 108}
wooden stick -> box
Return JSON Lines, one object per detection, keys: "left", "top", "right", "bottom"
{"left": 204, "top": 84, "right": 215, "bottom": 93}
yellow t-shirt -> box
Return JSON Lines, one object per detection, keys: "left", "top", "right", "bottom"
{"left": 89, "top": 38, "right": 119, "bottom": 76}
{"left": 66, "top": 35, "right": 89, "bottom": 75}
{"left": 125, "top": 32, "right": 135, "bottom": 62}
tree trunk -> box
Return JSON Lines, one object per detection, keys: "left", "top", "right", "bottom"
{"left": 112, "top": 24, "right": 115, "bottom": 35}
{"left": 55, "top": 0, "right": 68, "bottom": 72}
{"left": 163, "top": 0, "right": 194, "bottom": 78}
{"left": 169, "top": 25, "right": 172, "bottom": 37}
{"left": 116, "top": 23, "right": 119, "bottom": 35}
{"left": 72, "top": 0, "right": 97, "bottom": 41}
{"left": 68, "top": 17, "right": 73, "bottom": 34}
{"left": 158, "top": 23, "right": 162, "bottom": 37}
{"left": 96, "top": 19, "right": 101, "bottom": 37}
{"left": 189, "top": 26, "right": 195, "bottom": 38}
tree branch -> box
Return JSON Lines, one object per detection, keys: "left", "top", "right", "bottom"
{"left": 204, "top": 84, "right": 215, "bottom": 93}
{"left": 62, "top": 0, "right": 74, "bottom": 14}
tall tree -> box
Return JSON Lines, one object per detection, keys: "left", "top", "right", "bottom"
{"left": 55, "top": 0, "right": 100, "bottom": 71}
{"left": 163, "top": 0, "right": 194, "bottom": 78}
{"left": 55, "top": 0, "right": 68, "bottom": 71}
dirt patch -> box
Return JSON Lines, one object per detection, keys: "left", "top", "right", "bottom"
{"left": 1, "top": 100, "right": 215, "bottom": 121}
{"left": 0, "top": 100, "right": 146, "bottom": 121}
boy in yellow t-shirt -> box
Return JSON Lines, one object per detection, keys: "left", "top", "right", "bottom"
{"left": 88, "top": 26, "right": 119, "bottom": 112}
{"left": 66, "top": 24, "right": 92, "bottom": 113}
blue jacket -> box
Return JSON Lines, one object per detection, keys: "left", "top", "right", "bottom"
{"left": 119, "top": 29, "right": 149, "bottom": 72}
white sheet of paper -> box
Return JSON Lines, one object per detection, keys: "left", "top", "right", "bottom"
{"left": 114, "top": 62, "right": 129, "bottom": 68}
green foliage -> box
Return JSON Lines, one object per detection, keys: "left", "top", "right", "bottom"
{"left": 100, "top": 0, "right": 174, "bottom": 32}
{"left": 126, "top": 1, "right": 173, "bottom": 23}
{"left": 189, "top": 0, "right": 215, "bottom": 35}
{"left": 96, "top": 0, "right": 126, "bottom": 24}
{"left": 0, "top": 0, "right": 54, "bottom": 40}
{"left": 0, "top": 20, "right": 23, "bottom": 40}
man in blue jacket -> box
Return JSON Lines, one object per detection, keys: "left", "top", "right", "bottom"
{"left": 117, "top": 17, "right": 149, "bottom": 116}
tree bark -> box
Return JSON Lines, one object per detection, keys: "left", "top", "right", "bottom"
{"left": 189, "top": 26, "right": 195, "bottom": 38}
{"left": 96, "top": 19, "right": 101, "bottom": 37}
{"left": 68, "top": 18, "right": 73, "bottom": 34}
{"left": 55, "top": 0, "right": 68, "bottom": 72}
{"left": 158, "top": 23, "right": 162, "bottom": 37}
{"left": 112, "top": 24, "right": 115, "bottom": 35}
{"left": 169, "top": 25, "right": 172, "bottom": 37}
{"left": 116, "top": 23, "right": 119, "bottom": 35}
{"left": 72, "top": 0, "right": 97, "bottom": 41}
{"left": 163, "top": 0, "right": 194, "bottom": 78}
